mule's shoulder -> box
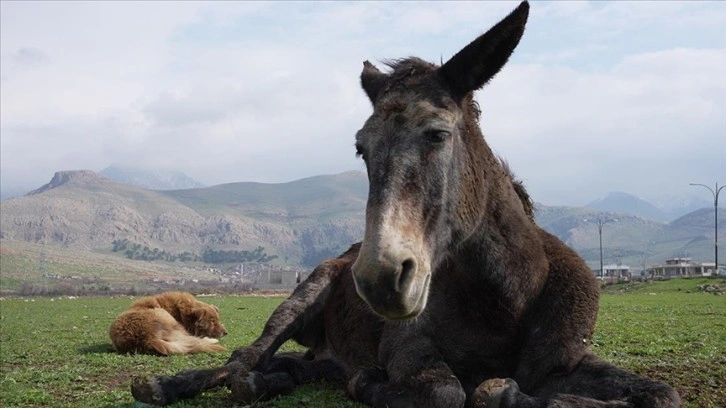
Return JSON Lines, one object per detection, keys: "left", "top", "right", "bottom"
{"left": 536, "top": 227, "right": 600, "bottom": 332}
{"left": 537, "top": 228, "right": 598, "bottom": 289}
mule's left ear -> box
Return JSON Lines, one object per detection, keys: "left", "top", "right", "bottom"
{"left": 439, "top": 1, "right": 529, "bottom": 99}
{"left": 361, "top": 60, "right": 388, "bottom": 103}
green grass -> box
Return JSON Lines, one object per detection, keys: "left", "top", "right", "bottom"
{"left": 1, "top": 280, "right": 724, "bottom": 407}
{"left": 0, "top": 241, "right": 220, "bottom": 294}
{"left": 594, "top": 278, "right": 726, "bottom": 407}
{"left": 0, "top": 295, "right": 358, "bottom": 408}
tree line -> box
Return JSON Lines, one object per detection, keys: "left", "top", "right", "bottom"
{"left": 201, "top": 246, "right": 278, "bottom": 263}
{"left": 111, "top": 239, "right": 277, "bottom": 264}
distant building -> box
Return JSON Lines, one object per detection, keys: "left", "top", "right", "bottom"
{"left": 603, "top": 264, "right": 630, "bottom": 279}
{"left": 646, "top": 258, "right": 716, "bottom": 278}
{"left": 599, "top": 264, "right": 631, "bottom": 283}
{"left": 254, "top": 268, "right": 310, "bottom": 290}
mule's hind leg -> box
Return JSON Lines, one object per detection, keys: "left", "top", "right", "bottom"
{"left": 539, "top": 353, "right": 679, "bottom": 407}
{"left": 228, "top": 353, "right": 347, "bottom": 403}
{"left": 470, "top": 353, "right": 681, "bottom": 408}
{"left": 469, "top": 378, "right": 632, "bottom": 408}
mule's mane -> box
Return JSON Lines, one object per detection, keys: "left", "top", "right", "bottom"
{"left": 382, "top": 57, "right": 437, "bottom": 83}
{"left": 380, "top": 57, "right": 482, "bottom": 123}
{"left": 500, "top": 158, "right": 535, "bottom": 220}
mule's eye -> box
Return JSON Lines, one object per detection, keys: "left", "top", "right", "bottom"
{"left": 424, "top": 130, "right": 451, "bottom": 143}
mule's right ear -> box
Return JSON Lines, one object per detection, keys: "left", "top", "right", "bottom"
{"left": 361, "top": 60, "right": 388, "bottom": 103}
{"left": 439, "top": 1, "right": 529, "bottom": 100}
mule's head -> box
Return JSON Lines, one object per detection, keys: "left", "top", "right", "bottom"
{"left": 351, "top": 1, "right": 530, "bottom": 319}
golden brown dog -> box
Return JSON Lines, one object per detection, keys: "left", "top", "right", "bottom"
{"left": 109, "top": 292, "right": 228, "bottom": 355}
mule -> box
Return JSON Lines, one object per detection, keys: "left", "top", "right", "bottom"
{"left": 131, "top": 2, "right": 681, "bottom": 407}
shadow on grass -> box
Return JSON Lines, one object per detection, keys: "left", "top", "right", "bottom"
{"left": 79, "top": 342, "right": 115, "bottom": 354}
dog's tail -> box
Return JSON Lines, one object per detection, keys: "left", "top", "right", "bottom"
{"left": 149, "top": 334, "right": 226, "bottom": 356}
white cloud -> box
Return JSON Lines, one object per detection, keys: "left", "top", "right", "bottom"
{"left": 480, "top": 47, "right": 726, "bottom": 205}
{"left": 1, "top": 1, "right": 724, "bottom": 207}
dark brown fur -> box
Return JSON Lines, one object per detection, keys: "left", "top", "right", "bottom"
{"left": 110, "top": 292, "right": 227, "bottom": 355}
{"left": 132, "top": 2, "right": 680, "bottom": 407}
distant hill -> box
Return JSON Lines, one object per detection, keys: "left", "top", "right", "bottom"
{"left": 0, "top": 187, "right": 28, "bottom": 201}
{"left": 535, "top": 203, "right": 725, "bottom": 272}
{"left": 1, "top": 169, "right": 723, "bottom": 272}
{"left": 651, "top": 193, "right": 713, "bottom": 221}
{"left": 0, "top": 170, "right": 367, "bottom": 267}
{"left": 585, "top": 191, "right": 668, "bottom": 222}
{"left": 100, "top": 164, "right": 205, "bottom": 190}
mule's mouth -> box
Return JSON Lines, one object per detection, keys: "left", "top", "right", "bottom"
{"left": 389, "top": 272, "right": 430, "bottom": 320}
{"left": 353, "top": 267, "right": 431, "bottom": 320}
{"left": 351, "top": 219, "right": 433, "bottom": 320}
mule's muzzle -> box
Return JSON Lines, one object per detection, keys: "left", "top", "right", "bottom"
{"left": 352, "top": 252, "right": 431, "bottom": 320}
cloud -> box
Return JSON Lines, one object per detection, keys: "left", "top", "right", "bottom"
{"left": 480, "top": 47, "right": 726, "bottom": 205}
{"left": 11, "top": 47, "right": 50, "bottom": 67}
{"left": 1, "top": 1, "right": 724, "bottom": 207}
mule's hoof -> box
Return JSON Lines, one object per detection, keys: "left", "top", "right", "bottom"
{"left": 347, "top": 367, "right": 388, "bottom": 398}
{"left": 229, "top": 371, "right": 261, "bottom": 403}
{"left": 131, "top": 377, "right": 169, "bottom": 406}
{"left": 470, "top": 378, "right": 519, "bottom": 408}
{"left": 225, "top": 346, "right": 258, "bottom": 370}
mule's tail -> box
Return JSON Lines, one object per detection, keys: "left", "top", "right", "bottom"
{"left": 227, "top": 243, "right": 361, "bottom": 371}
{"left": 149, "top": 334, "right": 226, "bottom": 356}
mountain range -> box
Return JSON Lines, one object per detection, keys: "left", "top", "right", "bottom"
{"left": 1, "top": 169, "right": 724, "bottom": 272}
{"left": 584, "top": 191, "right": 710, "bottom": 223}
{"left": 99, "top": 164, "right": 206, "bottom": 190}
{"left": 1, "top": 170, "right": 367, "bottom": 267}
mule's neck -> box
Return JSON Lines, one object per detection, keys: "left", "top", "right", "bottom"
{"left": 453, "top": 129, "right": 549, "bottom": 313}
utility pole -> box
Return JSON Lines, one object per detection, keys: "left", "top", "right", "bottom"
{"left": 585, "top": 217, "right": 616, "bottom": 278}
{"left": 39, "top": 243, "right": 47, "bottom": 295}
{"left": 690, "top": 182, "right": 724, "bottom": 274}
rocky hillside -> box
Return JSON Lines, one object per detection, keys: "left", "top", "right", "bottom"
{"left": 1, "top": 169, "right": 723, "bottom": 271}
{"left": 535, "top": 203, "right": 726, "bottom": 270}
{"left": 1, "top": 170, "right": 367, "bottom": 267}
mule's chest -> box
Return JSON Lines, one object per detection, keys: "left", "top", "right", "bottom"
{"left": 424, "top": 278, "right": 524, "bottom": 381}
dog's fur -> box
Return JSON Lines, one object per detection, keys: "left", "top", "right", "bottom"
{"left": 109, "top": 292, "right": 228, "bottom": 355}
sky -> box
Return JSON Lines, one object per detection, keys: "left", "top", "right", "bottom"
{"left": 1, "top": 1, "right": 725, "bottom": 206}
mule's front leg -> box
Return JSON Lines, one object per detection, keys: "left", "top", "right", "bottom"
{"left": 349, "top": 360, "right": 465, "bottom": 408}
{"left": 229, "top": 354, "right": 347, "bottom": 403}
{"left": 131, "top": 361, "right": 247, "bottom": 406}
{"left": 226, "top": 252, "right": 343, "bottom": 369}
{"left": 350, "top": 331, "right": 466, "bottom": 408}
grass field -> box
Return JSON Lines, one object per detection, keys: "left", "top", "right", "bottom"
{"left": 0, "top": 240, "right": 223, "bottom": 295}
{"left": 1, "top": 279, "right": 724, "bottom": 408}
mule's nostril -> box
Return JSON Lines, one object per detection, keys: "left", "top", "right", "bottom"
{"left": 396, "top": 258, "right": 417, "bottom": 292}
